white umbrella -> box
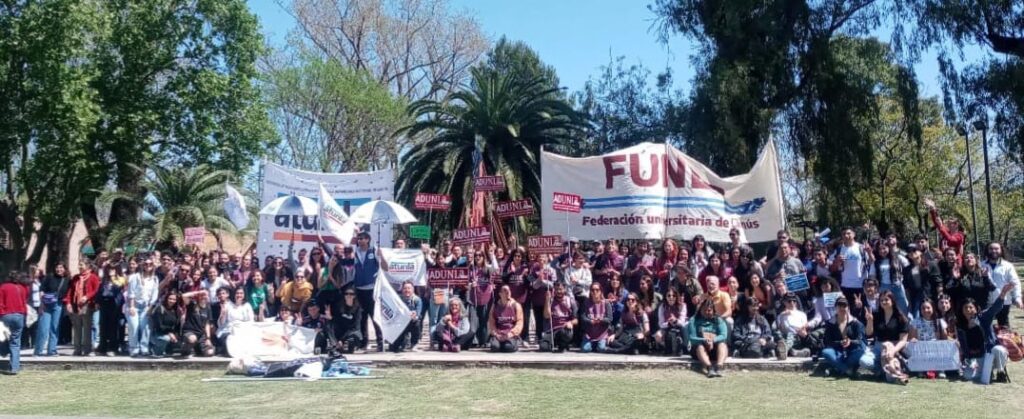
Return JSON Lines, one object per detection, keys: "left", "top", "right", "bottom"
{"left": 349, "top": 200, "right": 418, "bottom": 246}
{"left": 258, "top": 194, "right": 320, "bottom": 217}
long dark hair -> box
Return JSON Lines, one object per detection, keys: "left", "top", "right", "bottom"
{"left": 813, "top": 277, "right": 841, "bottom": 298}
{"left": 697, "top": 297, "right": 717, "bottom": 320}
{"left": 504, "top": 248, "right": 525, "bottom": 273}
{"left": 877, "top": 290, "right": 908, "bottom": 324}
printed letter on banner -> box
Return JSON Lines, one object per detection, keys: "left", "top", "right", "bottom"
{"left": 552, "top": 192, "right": 582, "bottom": 213}
{"left": 528, "top": 235, "right": 564, "bottom": 255}
{"left": 451, "top": 226, "right": 491, "bottom": 246}
{"left": 413, "top": 193, "right": 451, "bottom": 211}
{"left": 495, "top": 199, "right": 535, "bottom": 218}
{"left": 473, "top": 176, "right": 505, "bottom": 192}
{"left": 427, "top": 268, "right": 471, "bottom": 288}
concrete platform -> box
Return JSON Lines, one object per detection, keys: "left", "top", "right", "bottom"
{"left": 4, "top": 347, "right": 816, "bottom": 372}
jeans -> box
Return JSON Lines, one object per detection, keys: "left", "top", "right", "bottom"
{"left": 34, "top": 303, "right": 62, "bottom": 356}
{"left": 0, "top": 313, "right": 24, "bottom": 372}
{"left": 879, "top": 283, "right": 910, "bottom": 319}
{"left": 91, "top": 309, "right": 100, "bottom": 349}
{"left": 821, "top": 346, "right": 866, "bottom": 375}
{"left": 859, "top": 342, "right": 882, "bottom": 374}
{"left": 152, "top": 334, "right": 173, "bottom": 356}
{"left": 126, "top": 304, "right": 151, "bottom": 355}
{"left": 427, "top": 290, "right": 449, "bottom": 335}
{"left": 69, "top": 309, "right": 94, "bottom": 355}
{"left": 581, "top": 338, "right": 607, "bottom": 353}
{"left": 963, "top": 346, "right": 1009, "bottom": 383}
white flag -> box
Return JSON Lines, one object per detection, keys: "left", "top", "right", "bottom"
{"left": 318, "top": 183, "right": 354, "bottom": 245}
{"left": 379, "top": 247, "right": 428, "bottom": 286}
{"left": 223, "top": 184, "right": 250, "bottom": 229}
{"left": 373, "top": 270, "right": 412, "bottom": 344}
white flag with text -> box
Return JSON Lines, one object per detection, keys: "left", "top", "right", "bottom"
{"left": 373, "top": 270, "right": 412, "bottom": 344}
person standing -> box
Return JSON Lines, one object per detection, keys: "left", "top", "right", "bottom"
{"left": 34, "top": 263, "right": 69, "bottom": 357}
{"left": 352, "top": 232, "right": 383, "bottom": 351}
{"left": 0, "top": 273, "right": 31, "bottom": 374}
{"left": 64, "top": 262, "right": 100, "bottom": 356}
{"left": 983, "top": 242, "right": 1022, "bottom": 328}
{"left": 831, "top": 227, "right": 870, "bottom": 303}
{"left": 924, "top": 198, "right": 965, "bottom": 262}
{"left": 125, "top": 259, "right": 159, "bottom": 357}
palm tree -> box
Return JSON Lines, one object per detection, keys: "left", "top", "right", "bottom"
{"left": 100, "top": 164, "right": 254, "bottom": 251}
{"left": 396, "top": 67, "right": 586, "bottom": 235}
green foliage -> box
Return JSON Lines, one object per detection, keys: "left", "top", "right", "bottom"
{"left": 265, "top": 55, "right": 410, "bottom": 172}
{"left": 476, "top": 36, "right": 561, "bottom": 94}
{"left": 396, "top": 68, "right": 586, "bottom": 233}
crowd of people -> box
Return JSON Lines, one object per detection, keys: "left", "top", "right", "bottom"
{"left": 1, "top": 204, "right": 1022, "bottom": 383}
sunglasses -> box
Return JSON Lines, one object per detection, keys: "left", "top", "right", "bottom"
{"left": 627, "top": 298, "right": 637, "bottom": 302}
{"left": 344, "top": 292, "right": 356, "bottom": 296}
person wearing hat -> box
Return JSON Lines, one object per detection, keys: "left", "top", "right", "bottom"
{"left": 820, "top": 296, "right": 868, "bottom": 378}
{"left": 774, "top": 292, "right": 814, "bottom": 359}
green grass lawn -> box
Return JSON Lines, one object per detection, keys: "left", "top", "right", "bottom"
{"left": 1, "top": 366, "right": 1022, "bottom": 418}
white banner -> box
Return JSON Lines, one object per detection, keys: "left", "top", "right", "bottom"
{"left": 224, "top": 184, "right": 251, "bottom": 230}
{"left": 906, "top": 340, "right": 960, "bottom": 372}
{"left": 259, "top": 162, "right": 393, "bottom": 263}
{"left": 541, "top": 140, "right": 785, "bottom": 243}
{"left": 225, "top": 321, "right": 317, "bottom": 359}
{"left": 380, "top": 247, "right": 427, "bottom": 287}
{"left": 373, "top": 270, "right": 413, "bottom": 344}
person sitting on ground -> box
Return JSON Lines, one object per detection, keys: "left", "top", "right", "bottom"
{"left": 703, "top": 276, "right": 733, "bottom": 329}
{"left": 606, "top": 292, "right": 649, "bottom": 355}
{"left": 957, "top": 283, "right": 1016, "bottom": 384}
{"left": 606, "top": 272, "right": 629, "bottom": 327}
{"left": 434, "top": 297, "right": 473, "bottom": 352}
{"left": 774, "top": 292, "right": 815, "bottom": 359}
{"left": 852, "top": 278, "right": 880, "bottom": 323}
{"left": 909, "top": 298, "right": 952, "bottom": 378}
{"left": 180, "top": 290, "right": 214, "bottom": 358}
{"left": 862, "top": 290, "right": 911, "bottom": 384}
{"left": 217, "top": 287, "right": 254, "bottom": 348}
{"left": 150, "top": 292, "right": 181, "bottom": 358}
{"left": 278, "top": 269, "right": 314, "bottom": 314}
{"left": 654, "top": 288, "right": 688, "bottom": 356}
{"left": 820, "top": 296, "right": 867, "bottom": 378}
{"left": 688, "top": 298, "right": 729, "bottom": 377}
{"left": 302, "top": 300, "right": 334, "bottom": 355}
{"left": 541, "top": 281, "right": 577, "bottom": 352}
{"left": 333, "top": 289, "right": 362, "bottom": 354}
{"left": 581, "top": 283, "right": 612, "bottom": 353}
{"left": 731, "top": 296, "right": 774, "bottom": 359}
{"left": 393, "top": 281, "right": 422, "bottom": 353}
{"left": 488, "top": 285, "right": 523, "bottom": 352}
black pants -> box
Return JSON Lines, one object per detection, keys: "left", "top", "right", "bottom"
{"left": 489, "top": 336, "right": 520, "bottom": 352}
{"left": 472, "top": 303, "right": 491, "bottom": 346}
{"left": 996, "top": 304, "right": 1011, "bottom": 328}
{"left": 392, "top": 319, "right": 421, "bottom": 352}
{"left": 606, "top": 328, "right": 642, "bottom": 354}
{"left": 355, "top": 288, "right": 382, "bottom": 348}
{"left": 97, "top": 301, "right": 121, "bottom": 353}
{"left": 540, "top": 327, "right": 573, "bottom": 352}
{"left": 661, "top": 326, "right": 687, "bottom": 356}
{"left": 526, "top": 302, "right": 545, "bottom": 343}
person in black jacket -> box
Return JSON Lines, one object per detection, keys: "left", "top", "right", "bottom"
{"left": 333, "top": 289, "right": 363, "bottom": 353}
{"left": 34, "top": 263, "right": 70, "bottom": 357}
{"left": 150, "top": 293, "right": 181, "bottom": 357}
{"left": 945, "top": 253, "right": 996, "bottom": 312}
{"left": 958, "top": 283, "right": 1015, "bottom": 383}
{"left": 731, "top": 296, "right": 774, "bottom": 358}
{"left": 821, "top": 296, "right": 867, "bottom": 378}
{"left": 903, "top": 248, "right": 942, "bottom": 318}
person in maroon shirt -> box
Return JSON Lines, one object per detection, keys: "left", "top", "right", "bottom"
{"left": 64, "top": 262, "right": 100, "bottom": 356}
{"left": 1, "top": 272, "right": 31, "bottom": 374}
{"left": 924, "top": 198, "right": 965, "bottom": 264}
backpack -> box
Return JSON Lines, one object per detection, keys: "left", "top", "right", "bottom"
{"left": 996, "top": 327, "right": 1024, "bottom": 362}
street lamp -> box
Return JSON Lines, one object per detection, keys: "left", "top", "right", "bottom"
{"left": 973, "top": 119, "right": 995, "bottom": 243}
{"left": 956, "top": 125, "right": 981, "bottom": 255}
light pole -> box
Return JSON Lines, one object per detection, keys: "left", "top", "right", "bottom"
{"left": 957, "top": 125, "right": 981, "bottom": 255}
{"left": 973, "top": 119, "right": 995, "bottom": 243}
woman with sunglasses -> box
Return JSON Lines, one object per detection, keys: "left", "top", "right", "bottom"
{"left": 581, "top": 283, "right": 612, "bottom": 352}
{"left": 125, "top": 259, "right": 159, "bottom": 357}
{"left": 278, "top": 269, "right": 314, "bottom": 314}
{"left": 654, "top": 287, "right": 688, "bottom": 356}
{"left": 541, "top": 281, "right": 577, "bottom": 352}
{"left": 488, "top": 285, "right": 524, "bottom": 352}
{"left": 468, "top": 248, "right": 499, "bottom": 347}
{"left": 333, "top": 289, "right": 363, "bottom": 353}
{"left": 687, "top": 298, "right": 729, "bottom": 377}
{"left": 606, "top": 292, "right": 649, "bottom": 355}
{"left": 820, "top": 296, "right": 867, "bottom": 378}
{"left": 862, "top": 290, "right": 911, "bottom": 384}
{"left": 502, "top": 248, "right": 531, "bottom": 343}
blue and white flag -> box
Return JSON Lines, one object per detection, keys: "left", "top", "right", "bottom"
{"left": 224, "top": 184, "right": 250, "bottom": 229}
{"left": 318, "top": 183, "right": 355, "bottom": 245}
{"left": 373, "top": 270, "right": 412, "bottom": 344}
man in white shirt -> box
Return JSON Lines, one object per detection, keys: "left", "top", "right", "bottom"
{"left": 985, "top": 242, "right": 1023, "bottom": 327}
{"left": 830, "top": 227, "right": 870, "bottom": 302}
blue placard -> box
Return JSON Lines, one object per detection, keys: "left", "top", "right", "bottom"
{"left": 784, "top": 273, "right": 810, "bottom": 292}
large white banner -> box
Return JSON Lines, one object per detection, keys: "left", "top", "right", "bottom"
{"left": 259, "top": 162, "right": 394, "bottom": 263}
{"left": 380, "top": 247, "right": 427, "bottom": 287}
{"left": 373, "top": 270, "right": 413, "bottom": 344}
{"left": 541, "top": 141, "right": 785, "bottom": 243}
{"left": 225, "top": 321, "right": 317, "bottom": 359}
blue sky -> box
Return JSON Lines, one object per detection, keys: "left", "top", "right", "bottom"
{"left": 249, "top": 0, "right": 985, "bottom": 98}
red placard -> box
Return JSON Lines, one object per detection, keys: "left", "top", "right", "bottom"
{"left": 451, "top": 226, "right": 491, "bottom": 246}
{"left": 413, "top": 193, "right": 451, "bottom": 211}
{"left": 427, "top": 268, "right": 470, "bottom": 288}
{"left": 473, "top": 176, "right": 505, "bottom": 192}
{"left": 552, "top": 192, "right": 582, "bottom": 213}
{"left": 494, "top": 199, "right": 535, "bottom": 218}
{"left": 528, "top": 235, "right": 564, "bottom": 255}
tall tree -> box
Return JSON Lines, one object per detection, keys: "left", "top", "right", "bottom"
{"left": 287, "top": 0, "right": 489, "bottom": 101}
{"left": 264, "top": 55, "right": 410, "bottom": 172}
{"left": 475, "top": 36, "right": 560, "bottom": 92}
{"left": 395, "top": 68, "right": 586, "bottom": 233}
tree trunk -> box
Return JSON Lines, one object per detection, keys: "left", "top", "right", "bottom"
{"left": 108, "top": 162, "right": 144, "bottom": 226}
{"left": 80, "top": 201, "right": 106, "bottom": 252}
{"left": 45, "top": 222, "right": 73, "bottom": 272}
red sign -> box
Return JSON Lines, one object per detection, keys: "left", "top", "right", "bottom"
{"left": 413, "top": 193, "right": 451, "bottom": 211}
{"left": 473, "top": 176, "right": 506, "bottom": 192}
{"left": 494, "top": 199, "right": 535, "bottom": 218}
{"left": 427, "top": 268, "right": 470, "bottom": 288}
{"left": 528, "top": 235, "right": 564, "bottom": 255}
{"left": 552, "top": 192, "right": 582, "bottom": 213}
{"left": 451, "top": 226, "right": 491, "bottom": 246}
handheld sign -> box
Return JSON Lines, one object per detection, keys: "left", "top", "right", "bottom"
{"left": 495, "top": 199, "right": 535, "bottom": 218}
{"left": 823, "top": 292, "right": 842, "bottom": 308}
{"left": 452, "top": 226, "right": 491, "bottom": 246}
{"left": 427, "top": 268, "right": 471, "bottom": 288}
{"left": 552, "top": 192, "right": 581, "bottom": 213}
{"left": 473, "top": 176, "right": 505, "bottom": 192}
{"left": 906, "top": 341, "right": 960, "bottom": 372}
{"left": 409, "top": 224, "right": 431, "bottom": 240}
{"left": 784, "top": 273, "right": 810, "bottom": 292}
{"left": 413, "top": 193, "right": 451, "bottom": 211}
{"left": 184, "top": 227, "right": 206, "bottom": 245}
{"left": 528, "top": 235, "right": 563, "bottom": 255}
